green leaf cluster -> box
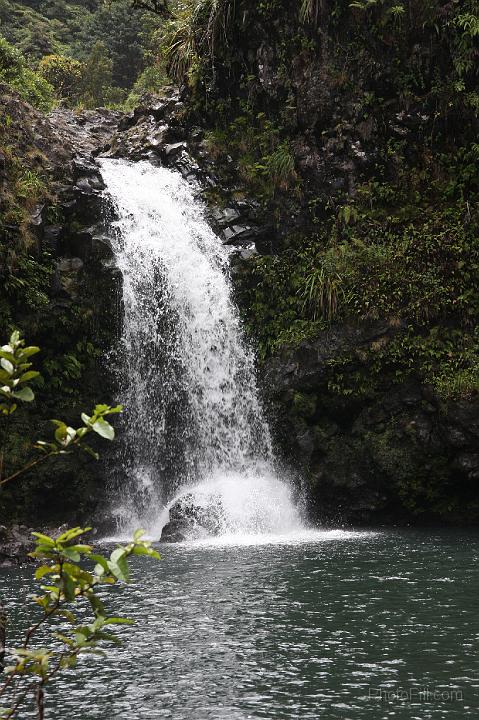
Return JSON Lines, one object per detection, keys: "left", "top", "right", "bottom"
{"left": 0, "top": 35, "right": 55, "bottom": 111}
{"left": 0, "top": 527, "right": 160, "bottom": 717}
{"left": 0, "top": 330, "right": 40, "bottom": 416}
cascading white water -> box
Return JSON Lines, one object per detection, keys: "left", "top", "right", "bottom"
{"left": 99, "top": 158, "right": 302, "bottom": 538}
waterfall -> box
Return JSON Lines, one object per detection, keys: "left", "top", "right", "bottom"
{"left": 99, "top": 159, "right": 301, "bottom": 538}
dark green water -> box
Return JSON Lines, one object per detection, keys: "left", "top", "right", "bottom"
{"left": 1, "top": 528, "right": 478, "bottom": 719}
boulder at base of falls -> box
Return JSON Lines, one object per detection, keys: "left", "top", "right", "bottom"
{"left": 160, "top": 493, "right": 225, "bottom": 543}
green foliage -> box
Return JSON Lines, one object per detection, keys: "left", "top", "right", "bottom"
{"left": 0, "top": 527, "right": 160, "bottom": 718}
{"left": 266, "top": 142, "right": 298, "bottom": 193}
{"left": 302, "top": 262, "right": 346, "bottom": 322}
{"left": 235, "top": 245, "right": 326, "bottom": 359}
{"left": 204, "top": 111, "right": 301, "bottom": 200}
{"left": 0, "top": 330, "right": 40, "bottom": 418}
{"left": 0, "top": 0, "right": 169, "bottom": 107}
{"left": 37, "top": 54, "right": 84, "bottom": 103}
{"left": 0, "top": 330, "right": 122, "bottom": 486}
{"left": 125, "top": 63, "right": 170, "bottom": 108}
{"left": 454, "top": 8, "right": 479, "bottom": 78}
{"left": 0, "top": 35, "right": 55, "bottom": 111}
{"left": 434, "top": 363, "right": 479, "bottom": 400}
{"left": 74, "top": 0, "right": 153, "bottom": 89}
{"left": 161, "top": 0, "right": 234, "bottom": 85}
{"left": 80, "top": 40, "right": 114, "bottom": 108}
{"left": 299, "top": 0, "right": 321, "bottom": 25}
{"left": 0, "top": 330, "right": 156, "bottom": 719}
{"left": 237, "top": 151, "right": 479, "bottom": 399}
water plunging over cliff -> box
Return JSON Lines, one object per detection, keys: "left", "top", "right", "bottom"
{"left": 99, "top": 159, "right": 301, "bottom": 537}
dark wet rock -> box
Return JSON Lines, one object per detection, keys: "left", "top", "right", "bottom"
{"left": 0, "top": 525, "right": 35, "bottom": 566}
{"left": 30, "top": 204, "right": 45, "bottom": 226}
{"left": 209, "top": 207, "right": 241, "bottom": 228}
{"left": 0, "top": 85, "right": 124, "bottom": 526}
{"left": 160, "top": 494, "right": 225, "bottom": 542}
{"left": 266, "top": 320, "right": 479, "bottom": 525}
{"left": 160, "top": 522, "right": 189, "bottom": 543}
{"left": 163, "top": 141, "right": 187, "bottom": 158}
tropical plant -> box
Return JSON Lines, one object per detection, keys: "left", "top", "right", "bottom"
{"left": 0, "top": 330, "right": 122, "bottom": 486}
{"left": 266, "top": 142, "right": 298, "bottom": 193}
{"left": 0, "top": 527, "right": 160, "bottom": 719}
{"left": 454, "top": 10, "right": 479, "bottom": 78}
{"left": 162, "top": 0, "right": 234, "bottom": 84}
{"left": 302, "top": 264, "right": 347, "bottom": 322}
{"left": 0, "top": 331, "right": 159, "bottom": 719}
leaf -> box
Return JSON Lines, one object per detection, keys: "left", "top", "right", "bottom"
{"left": 132, "top": 545, "right": 161, "bottom": 560}
{"left": 0, "top": 358, "right": 14, "bottom": 375}
{"left": 102, "top": 617, "right": 134, "bottom": 625}
{"left": 13, "top": 386, "right": 35, "bottom": 402}
{"left": 32, "top": 532, "right": 55, "bottom": 545}
{"left": 56, "top": 609, "right": 77, "bottom": 624}
{"left": 66, "top": 544, "right": 92, "bottom": 554}
{"left": 54, "top": 633, "right": 75, "bottom": 646}
{"left": 35, "top": 440, "right": 57, "bottom": 454}
{"left": 93, "top": 631, "right": 121, "bottom": 644}
{"left": 19, "top": 370, "right": 40, "bottom": 383}
{"left": 110, "top": 548, "right": 126, "bottom": 564}
{"left": 87, "top": 593, "right": 105, "bottom": 615}
{"left": 133, "top": 529, "right": 145, "bottom": 541}
{"left": 54, "top": 424, "right": 76, "bottom": 446}
{"left": 0, "top": 350, "right": 15, "bottom": 363}
{"left": 90, "top": 554, "right": 109, "bottom": 572}
{"left": 91, "top": 417, "right": 115, "bottom": 440}
{"left": 35, "top": 565, "right": 56, "bottom": 580}
{"left": 21, "top": 346, "right": 40, "bottom": 357}
{"left": 60, "top": 654, "right": 78, "bottom": 667}
{"left": 107, "top": 550, "right": 130, "bottom": 583}
{"left": 61, "top": 548, "right": 81, "bottom": 562}
{"left": 62, "top": 574, "right": 76, "bottom": 602}
{"left": 94, "top": 404, "right": 109, "bottom": 413}
{"left": 80, "top": 444, "right": 99, "bottom": 460}
{"left": 56, "top": 527, "right": 91, "bottom": 543}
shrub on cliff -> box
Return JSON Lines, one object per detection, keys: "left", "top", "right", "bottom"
{"left": 0, "top": 35, "right": 55, "bottom": 111}
{"left": 37, "top": 54, "right": 84, "bottom": 105}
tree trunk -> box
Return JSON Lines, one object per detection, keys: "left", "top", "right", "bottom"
{"left": 36, "top": 683, "right": 45, "bottom": 720}
{"left": 0, "top": 598, "right": 5, "bottom": 668}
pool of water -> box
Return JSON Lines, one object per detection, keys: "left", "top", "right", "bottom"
{"left": 1, "top": 528, "right": 478, "bottom": 718}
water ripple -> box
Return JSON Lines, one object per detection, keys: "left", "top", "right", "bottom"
{"left": 0, "top": 529, "right": 478, "bottom": 718}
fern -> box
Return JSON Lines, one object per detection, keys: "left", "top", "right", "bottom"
{"left": 301, "top": 266, "right": 346, "bottom": 322}
{"left": 163, "top": 0, "right": 235, "bottom": 84}
{"left": 266, "top": 142, "right": 297, "bottom": 191}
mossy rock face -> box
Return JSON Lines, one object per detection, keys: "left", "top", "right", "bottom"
{"left": 268, "top": 333, "right": 479, "bottom": 525}
{"left": 291, "top": 391, "right": 317, "bottom": 419}
{"left": 167, "top": 0, "right": 479, "bottom": 524}
{"left": 0, "top": 88, "right": 121, "bottom": 525}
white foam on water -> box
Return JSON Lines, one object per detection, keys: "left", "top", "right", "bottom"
{"left": 148, "top": 470, "right": 304, "bottom": 540}
{"left": 176, "top": 529, "right": 379, "bottom": 549}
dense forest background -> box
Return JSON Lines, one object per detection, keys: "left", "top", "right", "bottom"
{"left": 0, "top": 0, "right": 167, "bottom": 108}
